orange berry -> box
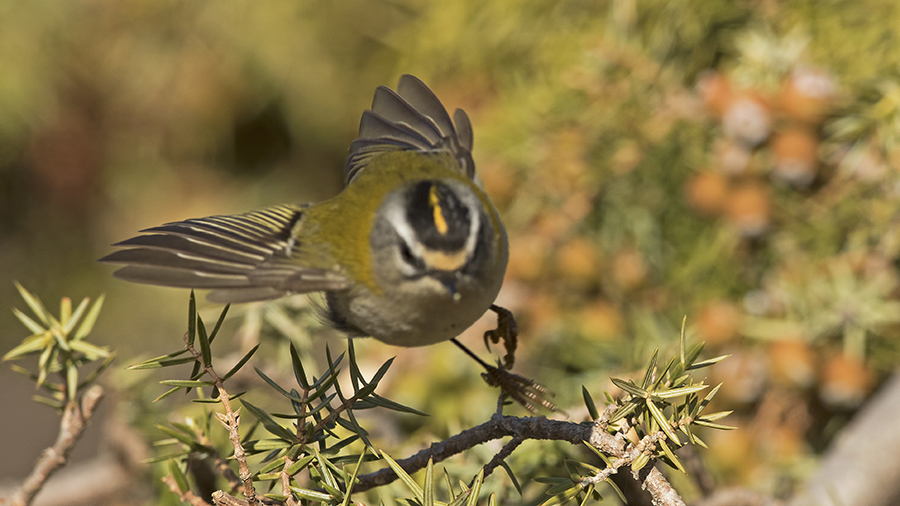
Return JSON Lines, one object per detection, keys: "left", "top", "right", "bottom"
{"left": 725, "top": 182, "right": 771, "bottom": 236}
{"left": 695, "top": 300, "right": 743, "bottom": 345}
{"left": 556, "top": 237, "right": 602, "bottom": 282}
{"left": 507, "top": 235, "right": 550, "bottom": 282}
{"left": 611, "top": 250, "right": 648, "bottom": 291}
{"left": 819, "top": 354, "right": 873, "bottom": 408}
{"left": 577, "top": 300, "right": 623, "bottom": 341}
{"left": 770, "top": 127, "right": 819, "bottom": 186}
{"left": 685, "top": 171, "right": 730, "bottom": 216}
{"left": 779, "top": 66, "right": 835, "bottom": 125}
{"left": 767, "top": 339, "right": 816, "bottom": 387}
{"left": 696, "top": 70, "right": 733, "bottom": 116}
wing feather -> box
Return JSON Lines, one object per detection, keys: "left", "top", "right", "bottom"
{"left": 345, "top": 74, "right": 476, "bottom": 184}
{"left": 100, "top": 204, "right": 352, "bottom": 302}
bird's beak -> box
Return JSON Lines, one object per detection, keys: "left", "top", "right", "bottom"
{"left": 435, "top": 272, "right": 461, "bottom": 302}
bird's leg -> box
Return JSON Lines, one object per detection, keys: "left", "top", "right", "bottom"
{"left": 451, "top": 308, "right": 558, "bottom": 413}
{"left": 483, "top": 304, "right": 517, "bottom": 369}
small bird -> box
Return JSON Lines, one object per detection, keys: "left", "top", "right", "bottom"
{"left": 102, "top": 75, "right": 553, "bottom": 411}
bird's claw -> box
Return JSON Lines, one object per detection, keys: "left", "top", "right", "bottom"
{"left": 481, "top": 364, "right": 558, "bottom": 413}
{"left": 484, "top": 304, "right": 518, "bottom": 369}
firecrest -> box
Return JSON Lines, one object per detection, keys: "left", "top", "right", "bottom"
{"left": 101, "top": 75, "right": 509, "bottom": 349}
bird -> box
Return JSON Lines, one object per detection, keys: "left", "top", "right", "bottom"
{"left": 101, "top": 75, "right": 554, "bottom": 411}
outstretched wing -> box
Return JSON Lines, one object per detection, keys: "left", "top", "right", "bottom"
{"left": 344, "top": 74, "right": 476, "bottom": 184}
{"left": 99, "top": 204, "right": 351, "bottom": 303}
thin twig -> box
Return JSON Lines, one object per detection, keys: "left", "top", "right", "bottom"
{"left": 183, "top": 333, "right": 258, "bottom": 506}
{"left": 211, "top": 491, "right": 284, "bottom": 506}
{"left": 481, "top": 435, "right": 525, "bottom": 479}
{"left": 354, "top": 413, "right": 589, "bottom": 492}
{"left": 162, "top": 475, "right": 210, "bottom": 506}
{"left": 7, "top": 385, "right": 104, "bottom": 506}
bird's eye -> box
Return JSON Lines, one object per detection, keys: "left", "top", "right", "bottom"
{"left": 399, "top": 241, "right": 424, "bottom": 270}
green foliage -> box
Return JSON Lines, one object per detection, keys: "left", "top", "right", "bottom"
{"left": 3, "top": 282, "right": 113, "bottom": 409}
{"left": 538, "top": 323, "right": 733, "bottom": 506}
{"left": 134, "top": 292, "right": 511, "bottom": 505}
{"left": 379, "top": 454, "right": 490, "bottom": 506}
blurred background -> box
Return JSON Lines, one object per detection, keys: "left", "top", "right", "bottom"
{"left": 3, "top": 0, "right": 900, "bottom": 504}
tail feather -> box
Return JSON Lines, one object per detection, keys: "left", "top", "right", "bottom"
{"left": 371, "top": 86, "right": 445, "bottom": 145}
{"left": 345, "top": 74, "right": 476, "bottom": 184}
{"left": 395, "top": 75, "right": 457, "bottom": 138}
{"left": 100, "top": 204, "right": 352, "bottom": 302}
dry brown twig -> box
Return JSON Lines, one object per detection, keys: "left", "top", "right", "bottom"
{"left": 181, "top": 332, "right": 258, "bottom": 506}
{"left": 347, "top": 404, "right": 688, "bottom": 506}
{"left": 3, "top": 385, "right": 104, "bottom": 506}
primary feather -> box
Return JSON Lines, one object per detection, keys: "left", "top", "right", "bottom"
{"left": 100, "top": 204, "right": 351, "bottom": 303}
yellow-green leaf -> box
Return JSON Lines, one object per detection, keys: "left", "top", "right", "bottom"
{"left": 13, "top": 308, "right": 46, "bottom": 335}
{"left": 699, "top": 410, "right": 732, "bottom": 422}
{"left": 381, "top": 450, "right": 423, "bottom": 501}
{"left": 424, "top": 458, "right": 435, "bottom": 506}
{"left": 169, "top": 459, "right": 189, "bottom": 493}
{"left": 290, "top": 486, "right": 332, "bottom": 502}
{"left": 15, "top": 282, "right": 50, "bottom": 326}
{"left": 654, "top": 384, "right": 709, "bottom": 399}
{"left": 3, "top": 333, "right": 49, "bottom": 360}
{"left": 64, "top": 297, "right": 90, "bottom": 335}
{"left": 687, "top": 354, "right": 731, "bottom": 371}
{"left": 340, "top": 449, "right": 367, "bottom": 506}
{"left": 69, "top": 340, "right": 110, "bottom": 360}
{"left": 659, "top": 440, "right": 685, "bottom": 473}
{"left": 72, "top": 292, "right": 104, "bottom": 340}
{"left": 631, "top": 453, "right": 650, "bottom": 472}
{"left": 647, "top": 400, "right": 680, "bottom": 445}
{"left": 466, "top": 469, "right": 484, "bottom": 506}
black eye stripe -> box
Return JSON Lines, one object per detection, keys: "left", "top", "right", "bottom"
{"left": 399, "top": 240, "right": 425, "bottom": 270}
